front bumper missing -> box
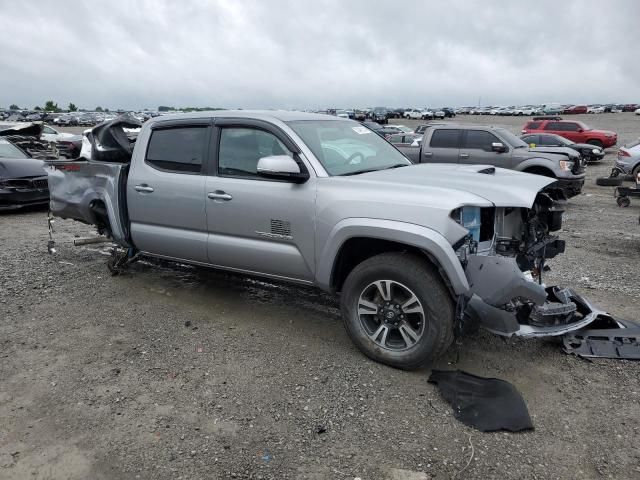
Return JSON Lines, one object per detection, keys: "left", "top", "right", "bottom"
{"left": 463, "top": 254, "right": 606, "bottom": 337}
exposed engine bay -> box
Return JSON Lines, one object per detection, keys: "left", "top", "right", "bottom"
{"left": 455, "top": 192, "right": 614, "bottom": 337}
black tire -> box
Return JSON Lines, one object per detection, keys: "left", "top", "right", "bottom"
{"left": 596, "top": 176, "right": 623, "bottom": 186}
{"left": 340, "top": 252, "right": 454, "bottom": 370}
{"left": 617, "top": 196, "right": 631, "bottom": 207}
{"left": 587, "top": 139, "right": 604, "bottom": 148}
{"left": 632, "top": 164, "right": 640, "bottom": 179}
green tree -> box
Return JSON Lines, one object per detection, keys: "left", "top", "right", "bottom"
{"left": 68, "top": 103, "right": 77, "bottom": 112}
{"left": 9, "top": 104, "right": 19, "bottom": 110}
{"left": 44, "top": 100, "right": 59, "bottom": 112}
{"left": 34, "top": 106, "right": 42, "bottom": 111}
{"left": 95, "top": 106, "right": 103, "bottom": 112}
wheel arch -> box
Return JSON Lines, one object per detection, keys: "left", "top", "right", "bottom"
{"left": 316, "top": 219, "right": 469, "bottom": 296}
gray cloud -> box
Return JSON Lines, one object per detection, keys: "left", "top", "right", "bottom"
{"left": 1, "top": 0, "right": 638, "bottom": 110}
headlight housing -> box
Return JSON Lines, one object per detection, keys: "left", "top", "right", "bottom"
{"left": 559, "top": 160, "right": 574, "bottom": 171}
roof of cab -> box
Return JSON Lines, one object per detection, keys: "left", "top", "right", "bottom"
{"left": 147, "top": 110, "right": 343, "bottom": 125}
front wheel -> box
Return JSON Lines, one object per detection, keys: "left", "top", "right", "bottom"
{"left": 340, "top": 253, "right": 454, "bottom": 369}
{"left": 587, "top": 139, "right": 604, "bottom": 148}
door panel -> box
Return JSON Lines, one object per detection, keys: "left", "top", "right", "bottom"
{"left": 127, "top": 125, "right": 209, "bottom": 262}
{"left": 422, "top": 129, "right": 461, "bottom": 163}
{"left": 458, "top": 130, "right": 513, "bottom": 168}
{"left": 205, "top": 126, "right": 316, "bottom": 281}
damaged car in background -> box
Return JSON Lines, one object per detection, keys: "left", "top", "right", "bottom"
{"left": 45, "top": 111, "right": 628, "bottom": 368}
{"left": 0, "top": 123, "right": 55, "bottom": 210}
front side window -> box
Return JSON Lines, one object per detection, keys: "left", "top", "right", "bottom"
{"left": 146, "top": 126, "right": 207, "bottom": 173}
{"left": 559, "top": 122, "right": 580, "bottom": 132}
{"left": 218, "top": 128, "right": 292, "bottom": 178}
{"left": 287, "top": 120, "right": 410, "bottom": 176}
{"left": 429, "top": 129, "right": 460, "bottom": 148}
{"left": 463, "top": 130, "right": 500, "bottom": 151}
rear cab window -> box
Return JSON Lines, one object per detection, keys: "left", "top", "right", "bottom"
{"left": 145, "top": 126, "right": 208, "bottom": 174}
{"left": 429, "top": 129, "right": 461, "bottom": 148}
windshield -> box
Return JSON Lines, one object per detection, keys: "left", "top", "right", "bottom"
{"left": 0, "top": 139, "right": 28, "bottom": 159}
{"left": 287, "top": 120, "right": 411, "bottom": 176}
{"left": 497, "top": 128, "right": 529, "bottom": 149}
{"left": 576, "top": 121, "right": 590, "bottom": 130}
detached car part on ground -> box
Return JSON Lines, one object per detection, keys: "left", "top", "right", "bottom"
{"left": 46, "top": 112, "right": 621, "bottom": 369}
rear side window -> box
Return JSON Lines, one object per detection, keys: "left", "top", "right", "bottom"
{"left": 146, "top": 126, "right": 208, "bottom": 173}
{"left": 430, "top": 129, "right": 460, "bottom": 148}
{"left": 463, "top": 130, "right": 500, "bottom": 151}
{"left": 525, "top": 121, "right": 541, "bottom": 130}
{"left": 544, "top": 122, "right": 561, "bottom": 131}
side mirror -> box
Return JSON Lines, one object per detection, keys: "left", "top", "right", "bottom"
{"left": 491, "top": 142, "right": 507, "bottom": 153}
{"left": 577, "top": 128, "right": 584, "bottom": 132}
{"left": 257, "top": 155, "right": 309, "bottom": 184}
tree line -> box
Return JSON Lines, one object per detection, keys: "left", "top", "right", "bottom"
{"left": 8, "top": 100, "right": 108, "bottom": 113}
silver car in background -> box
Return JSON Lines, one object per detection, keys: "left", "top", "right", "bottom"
{"left": 615, "top": 138, "right": 640, "bottom": 177}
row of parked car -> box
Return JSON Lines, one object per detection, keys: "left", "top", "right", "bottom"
{"left": 0, "top": 110, "right": 159, "bottom": 127}
{"left": 458, "top": 103, "right": 640, "bottom": 116}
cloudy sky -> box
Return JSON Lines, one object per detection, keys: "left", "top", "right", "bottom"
{"left": 1, "top": 0, "right": 638, "bottom": 110}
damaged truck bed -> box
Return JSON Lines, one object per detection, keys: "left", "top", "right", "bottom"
{"left": 45, "top": 112, "right": 631, "bottom": 368}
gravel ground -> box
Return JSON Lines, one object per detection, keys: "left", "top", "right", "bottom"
{"left": 1, "top": 114, "right": 639, "bottom": 479}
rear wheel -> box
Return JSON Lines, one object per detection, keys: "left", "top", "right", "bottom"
{"left": 617, "top": 196, "right": 631, "bottom": 207}
{"left": 340, "top": 253, "right": 454, "bottom": 370}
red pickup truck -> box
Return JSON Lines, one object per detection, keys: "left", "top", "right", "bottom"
{"left": 521, "top": 119, "right": 617, "bottom": 148}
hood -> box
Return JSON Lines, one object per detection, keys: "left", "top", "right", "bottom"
{"left": 0, "top": 158, "right": 47, "bottom": 179}
{"left": 528, "top": 146, "right": 580, "bottom": 159}
{"left": 331, "top": 163, "right": 554, "bottom": 208}
{"left": 0, "top": 122, "right": 44, "bottom": 138}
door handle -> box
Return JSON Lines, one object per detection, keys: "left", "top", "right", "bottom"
{"left": 459, "top": 153, "right": 469, "bottom": 159}
{"left": 134, "top": 185, "right": 154, "bottom": 193}
{"left": 423, "top": 152, "right": 433, "bottom": 157}
{"left": 207, "top": 191, "right": 233, "bottom": 201}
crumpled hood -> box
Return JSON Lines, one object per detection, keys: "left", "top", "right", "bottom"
{"left": 0, "top": 158, "right": 47, "bottom": 179}
{"left": 342, "top": 163, "right": 555, "bottom": 208}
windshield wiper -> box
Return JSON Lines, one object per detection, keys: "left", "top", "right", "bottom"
{"left": 339, "top": 163, "right": 409, "bottom": 176}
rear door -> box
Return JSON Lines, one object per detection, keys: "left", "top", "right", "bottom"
{"left": 421, "top": 128, "right": 461, "bottom": 163}
{"left": 458, "top": 129, "right": 513, "bottom": 168}
{"left": 127, "top": 120, "right": 210, "bottom": 263}
{"left": 204, "top": 120, "right": 316, "bottom": 282}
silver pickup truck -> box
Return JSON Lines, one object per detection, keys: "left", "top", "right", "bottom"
{"left": 397, "top": 123, "right": 586, "bottom": 198}
{"left": 46, "top": 111, "right": 609, "bottom": 369}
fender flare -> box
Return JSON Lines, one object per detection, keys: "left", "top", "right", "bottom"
{"left": 516, "top": 158, "right": 558, "bottom": 176}
{"left": 315, "top": 218, "right": 469, "bottom": 295}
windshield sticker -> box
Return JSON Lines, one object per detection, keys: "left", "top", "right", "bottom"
{"left": 352, "top": 126, "right": 372, "bottom": 135}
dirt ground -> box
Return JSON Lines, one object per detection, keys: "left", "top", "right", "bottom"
{"left": 1, "top": 113, "right": 639, "bottom": 479}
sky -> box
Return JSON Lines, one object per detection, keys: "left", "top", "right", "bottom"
{"left": 1, "top": 0, "right": 639, "bottom": 111}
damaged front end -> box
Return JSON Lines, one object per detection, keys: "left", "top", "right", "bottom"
{"left": 454, "top": 191, "right": 612, "bottom": 337}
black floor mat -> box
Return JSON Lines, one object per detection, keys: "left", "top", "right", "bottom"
{"left": 428, "top": 370, "right": 533, "bottom": 432}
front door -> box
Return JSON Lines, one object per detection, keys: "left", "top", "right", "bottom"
{"left": 205, "top": 123, "right": 316, "bottom": 282}
{"left": 458, "top": 129, "right": 513, "bottom": 169}
{"left": 127, "top": 123, "right": 210, "bottom": 263}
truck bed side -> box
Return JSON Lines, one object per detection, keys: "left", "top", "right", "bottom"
{"left": 47, "top": 160, "right": 131, "bottom": 246}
